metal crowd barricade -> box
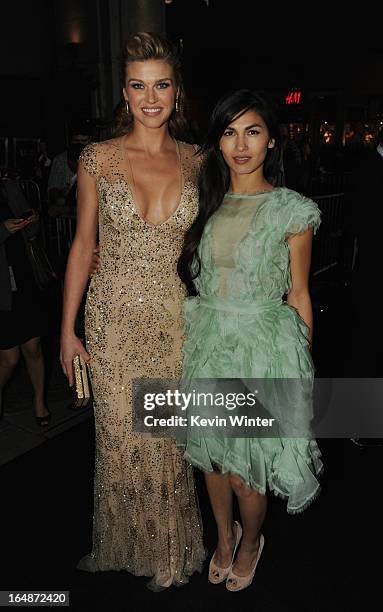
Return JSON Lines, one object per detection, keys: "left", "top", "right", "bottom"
{"left": 54, "top": 214, "right": 76, "bottom": 257}
{"left": 310, "top": 192, "right": 347, "bottom": 277}
{"left": 308, "top": 172, "right": 352, "bottom": 198}
{"left": 48, "top": 214, "right": 77, "bottom": 295}
{"left": 18, "top": 179, "right": 47, "bottom": 248}
{"left": 19, "top": 179, "right": 42, "bottom": 211}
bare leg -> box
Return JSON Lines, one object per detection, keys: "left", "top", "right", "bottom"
{"left": 229, "top": 473, "right": 267, "bottom": 575}
{"left": 0, "top": 346, "right": 20, "bottom": 414}
{"left": 20, "top": 337, "right": 49, "bottom": 418}
{"left": 204, "top": 471, "right": 236, "bottom": 567}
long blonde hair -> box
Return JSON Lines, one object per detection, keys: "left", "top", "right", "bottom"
{"left": 112, "top": 32, "right": 189, "bottom": 139}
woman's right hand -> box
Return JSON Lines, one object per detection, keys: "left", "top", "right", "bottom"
{"left": 4, "top": 218, "right": 31, "bottom": 234}
{"left": 89, "top": 245, "right": 101, "bottom": 277}
{"left": 60, "top": 333, "right": 91, "bottom": 387}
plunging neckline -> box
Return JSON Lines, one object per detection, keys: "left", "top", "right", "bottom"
{"left": 120, "top": 138, "right": 184, "bottom": 228}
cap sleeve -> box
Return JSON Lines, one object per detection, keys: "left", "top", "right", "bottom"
{"left": 78, "top": 142, "right": 98, "bottom": 178}
{"left": 285, "top": 193, "right": 321, "bottom": 237}
{"left": 180, "top": 141, "right": 203, "bottom": 183}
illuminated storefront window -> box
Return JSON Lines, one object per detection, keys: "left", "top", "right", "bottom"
{"left": 320, "top": 122, "right": 335, "bottom": 144}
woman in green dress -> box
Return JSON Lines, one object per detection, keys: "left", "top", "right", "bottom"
{"left": 178, "top": 90, "right": 323, "bottom": 591}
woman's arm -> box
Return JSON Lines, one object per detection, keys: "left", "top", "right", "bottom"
{"left": 60, "top": 161, "right": 98, "bottom": 384}
{"left": 286, "top": 227, "right": 314, "bottom": 347}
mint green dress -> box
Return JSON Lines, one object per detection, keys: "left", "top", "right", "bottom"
{"left": 182, "top": 187, "right": 323, "bottom": 514}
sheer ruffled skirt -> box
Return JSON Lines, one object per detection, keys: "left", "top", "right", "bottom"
{"left": 182, "top": 297, "right": 323, "bottom": 514}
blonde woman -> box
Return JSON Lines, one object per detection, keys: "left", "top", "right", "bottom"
{"left": 60, "top": 33, "right": 205, "bottom": 590}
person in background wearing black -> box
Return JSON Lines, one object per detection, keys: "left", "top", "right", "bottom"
{"left": 0, "top": 180, "right": 50, "bottom": 426}
{"left": 280, "top": 124, "right": 302, "bottom": 191}
{"left": 48, "top": 121, "right": 90, "bottom": 217}
{"left": 33, "top": 140, "right": 52, "bottom": 197}
{"left": 349, "top": 126, "right": 383, "bottom": 446}
{"left": 48, "top": 142, "right": 85, "bottom": 217}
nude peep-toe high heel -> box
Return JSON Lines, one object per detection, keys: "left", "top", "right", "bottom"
{"left": 226, "top": 533, "right": 265, "bottom": 592}
{"left": 208, "top": 521, "right": 243, "bottom": 584}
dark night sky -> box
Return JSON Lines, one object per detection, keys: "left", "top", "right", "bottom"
{"left": 166, "top": 0, "right": 383, "bottom": 93}
{"left": 0, "top": 0, "right": 382, "bottom": 143}
{"left": 166, "top": 0, "right": 382, "bottom": 55}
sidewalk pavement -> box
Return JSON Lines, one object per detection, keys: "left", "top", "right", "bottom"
{"left": 0, "top": 353, "right": 92, "bottom": 466}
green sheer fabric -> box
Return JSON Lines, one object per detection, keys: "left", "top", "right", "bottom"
{"left": 182, "top": 188, "right": 323, "bottom": 514}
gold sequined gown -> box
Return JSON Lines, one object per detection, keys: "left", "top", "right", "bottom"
{"left": 77, "top": 139, "right": 206, "bottom": 590}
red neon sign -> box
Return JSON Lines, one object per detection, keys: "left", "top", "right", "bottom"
{"left": 285, "top": 91, "right": 302, "bottom": 105}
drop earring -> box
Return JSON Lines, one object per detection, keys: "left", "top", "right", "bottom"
{"left": 126, "top": 100, "right": 130, "bottom": 114}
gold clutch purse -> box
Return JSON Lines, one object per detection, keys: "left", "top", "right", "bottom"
{"left": 72, "top": 355, "right": 91, "bottom": 407}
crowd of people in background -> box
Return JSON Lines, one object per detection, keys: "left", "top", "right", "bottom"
{"left": 0, "top": 29, "right": 382, "bottom": 598}
{"left": 0, "top": 114, "right": 381, "bottom": 291}
{"left": 0, "top": 110, "right": 382, "bottom": 431}
{"left": 47, "top": 122, "right": 90, "bottom": 218}
{"left": 1, "top": 114, "right": 378, "bottom": 204}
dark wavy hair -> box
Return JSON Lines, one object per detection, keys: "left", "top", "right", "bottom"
{"left": 112, "top": 32, "right": 189, "bottom": 140}
{"left": 177, "top": 89, "right": 282, "bottom": 295}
